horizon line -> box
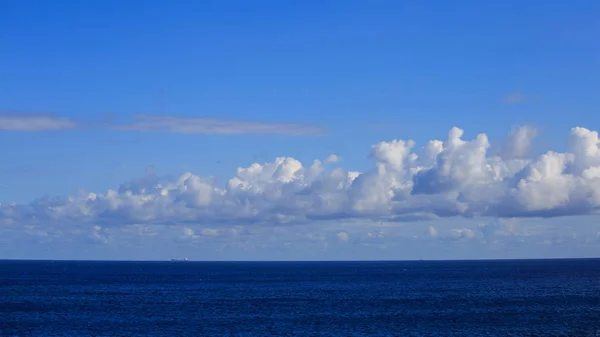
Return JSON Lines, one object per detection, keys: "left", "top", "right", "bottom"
{"left": 1, "top": 257, "right": 598, "bottom": 263}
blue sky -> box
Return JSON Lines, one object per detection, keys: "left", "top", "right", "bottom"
{"left": 1, "top": 0, "right": 599, "bottom": 260}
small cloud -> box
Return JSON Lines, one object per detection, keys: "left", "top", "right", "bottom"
{"left": 0, "top": 114, "right": 78, "bottom": 131}
{"left": 367, "top": 230, "right": 385, "bottom": 238}
{"left": 450, "top": 228, "right": 476, "bottom": 240}
{"left": 183, "top": 227, "right": 197, "bottom": 238}
{"left": 504, "top": 93, "right": 526, "bottom": 104}
{"left": 200, "top": 228, "right": 220, "bottom": 237}
{"left": 336, "top": 231, "right": 349, "bottom": 242}
{"left": 542, "top": 238, "right": 563, "bottom": 246}
{"left": 90, "top": 225, "right": 109, "bottom": 244}
{"left": 111, "top": 114, "right": 324, "bottom": 136}
{"left": 325, "top": 154, "right": 341, "bottom": 164}
{"left": 428, "top": 226, "right": 438, "bottom": 237}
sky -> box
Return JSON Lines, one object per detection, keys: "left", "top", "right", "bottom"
{"left": 0, "top": 0, "right": 599, "bottom": 260}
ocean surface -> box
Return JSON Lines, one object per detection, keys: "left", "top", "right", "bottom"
{"left": 1, "top": 259, "right": 600, "bottom": 336}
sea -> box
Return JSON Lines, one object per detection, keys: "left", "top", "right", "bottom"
{"left": 1, "top": 259, "right": 599, "bottom": 336}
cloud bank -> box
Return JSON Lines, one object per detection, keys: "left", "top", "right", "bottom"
{"left": 3, "top": 125, "right": 600, "bottom": 231}
{"left": 0, "top": 113, "right": 323, "bottom": 135}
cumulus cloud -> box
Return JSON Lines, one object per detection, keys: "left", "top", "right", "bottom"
{"left": 110, "top": 114, "right": 323, "bottom": 135}
{"left": 0, "top": 114, "right": 78, "bottom": 131}
{"left": 3, "top": 125, "right": 600, "bottom": 230}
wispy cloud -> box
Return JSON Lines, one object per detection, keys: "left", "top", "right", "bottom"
{"left": 0, "top": 114, "right": 78, "bottom": 131}
{"left": 0, "top": 113, "right": 324, "bottom": 136}
{"left": 504, "top": 92, "right": 526, "bottom": 104}
{"left": 110, "top": 114, "right": 324, "bottom": 136}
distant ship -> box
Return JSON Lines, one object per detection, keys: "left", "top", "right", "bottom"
{"left": 170, "top": 258, "right": 189, "bottom": 262}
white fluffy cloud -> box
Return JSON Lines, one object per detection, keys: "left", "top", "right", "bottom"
{"left": 3, "top": 125, "right": 600, "bottom": 229}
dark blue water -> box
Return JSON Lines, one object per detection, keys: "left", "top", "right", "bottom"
{"left": 1, "top": 259, "right": 600, "bottom": 336}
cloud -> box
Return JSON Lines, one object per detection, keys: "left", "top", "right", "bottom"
{"left": 325, "top": 154, "right": 341, "bottom": 164}
{"left": 0, "top": 114, "right": 78, "bottom": 131}
{"left": 500, "top": 125, "right": 538, "bottom": 159}
{"left": 337, "top": 231, "right": 349, "bottom": 242}
{"left": 449, "top": 228, "right": 476, "bottom": 240}
{"left": 110, "top": 114, "right": 324, "bottom": 135}
{"left": 3, "top": 125, "right": 600, "bottom": 232}
{"left": 182, "top": 227, "right": 197, "bottom": 238}
{"left": 504, "top": 93, "right": 526, "bottom": 104}
{"left": 90, "top": 225, "right": 110, "bottom": 244}
{"left": 0, "top": 113, "right": 323, "bottom": 136}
